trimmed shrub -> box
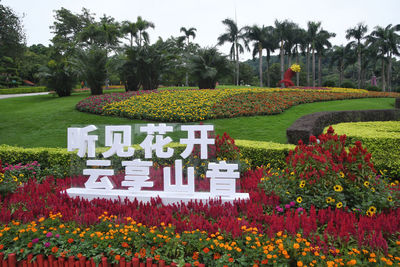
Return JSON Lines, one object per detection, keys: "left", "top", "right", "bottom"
{"left": 236, "top": 140, "right": 294, "bottom": 169}
{"left": 366, "top": 85, "right": 381, "bottom": 91}
{"left": 327, "top": 121, "right": 400, "bottom": 179}
{"left": 0, "top": 86, "right": 48, "bottom": 94}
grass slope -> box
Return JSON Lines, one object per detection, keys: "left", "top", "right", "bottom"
{"left": 0, "top": 92, "right": 395, "bottom": 148}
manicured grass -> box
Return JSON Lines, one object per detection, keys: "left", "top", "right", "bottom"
{"left": 0, "top": 92, "right": 395, "bottom": 148}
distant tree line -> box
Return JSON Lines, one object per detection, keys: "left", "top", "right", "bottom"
{"left": 1, "top": 3, "right": 400, "bottom": 96}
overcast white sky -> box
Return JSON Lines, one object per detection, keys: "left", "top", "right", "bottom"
{"left": 2, "top": 0, "right": 400, "bottom": 60}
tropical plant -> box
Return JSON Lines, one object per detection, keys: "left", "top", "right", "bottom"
{"left": 307, "top": 21, "right": 322, "bottom": 87}
{"left": 135, "top": 16, "right": 155, "bottom": 47}
{"left": 217, "top": 18, "right": 247, "bottom": 86}
{"left": 315, "top": 29, "right": 335, "bottom": 86}
{"left": 180, "top": 26, "right": 197, "bottom": 86}
{"left": 71, "top": 46, "right": 107, "bottom": 95}
{"left": 38, "top": 59, "right": 76, "bottom": 97}
{"left": 244, "top": 24, "right": 267, "bottom": 87}
{"left": 189, "top": 47, "right": 231, "bottom": 89}
{"left": 121, "top": 20, "right": 138, "bottom": 48}
{"left": 346, "top": 23, "right": 368, "bottom": 89}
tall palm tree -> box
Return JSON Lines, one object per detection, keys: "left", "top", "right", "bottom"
{"left": 121, "top": 21, "right": 138, "bottom": 47}
{"left": 330, "top": 45, "right": 348, "bottom": 86}
{"left": 245, "top": 24, "right": 267, "bottom": 87}
{"left": 292, "top": 28, "right": 307, "bottom": 86}
{"left": 383, "top": 24, "right": 400, "bottom": 91}
{"left": 307, "top": 21, "right": 322, "bottom": 87}
{"left": 262, "top": 26, "right": 278, "bottom": 87}
{"left": 315, "top": 29, "right": 335, "bottom": 86}
{"left": 346, "top": 23, "right": 368, "bottom": 89}
{"left": 135, "top": 16, "right": 155, "bottom": 47}
{"left": 217, "top": 18, "right": 247, "bottom": 85}
{"left": 367, "top": 26, "right": 390, "bottom": 91}
{"left": 180, "top": 27, "right": 197, "bottom": 86}
{"left": 274, "top": 19, "right": 291, "bottom": 85}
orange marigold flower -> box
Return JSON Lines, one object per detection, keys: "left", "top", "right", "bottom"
{"left": 115, "top": 255, "right": 121, "bottom": 261}
{"left": 77, "top": 253, "right": 83, "bottom": 258}
{"left": 67, "top": 238, "right": 74, "bottom": 244}
{"left": 297, "top": 261, "right": 303, "bottom": 267}
{"left": 0, "top": 244, "right": 3, "bottom": 250}
{"left": 203, "top": 247, "right": 210, "bottom": 253}
{"left": 293, "top": 243, "right": 300, "bottom": 249}
{"left": 192, "top": 252, "right": 199, "bottom": 260}
{"left": 121, "top": 242, "right": 129, "bottom": 248}
{"left": 261, "top": 259, "right": 268, "bottom": 264}
{"left": 51, "top": 247, "right": 58, "bottom": 253}
{"left": 229, "top": 257, "right": 234, "bottom": 263}
{"left": 27, "top": 242, "right": 33, "bottom": 248}
{"left": 154, "top": 255, "right": 160, "bottom": 261}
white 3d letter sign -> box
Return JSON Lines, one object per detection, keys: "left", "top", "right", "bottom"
{"left": 66, "top": 124, "right": 249, "bottom": 204}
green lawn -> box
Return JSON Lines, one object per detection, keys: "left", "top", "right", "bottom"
{"left": 0, "top": 92, "right": 395, "bottom": 148}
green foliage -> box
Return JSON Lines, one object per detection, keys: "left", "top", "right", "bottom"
{"left": 236, "top": 140, "right": 294, "bottom": 169}
{"left": 189, "top": 47, "right": 232, "bottom": 89}
{"left": 340, "top": 80, "right": 356, "bottom": 88}
{"left": 328, "top": 121, "right": 400, "bottom": 179}
{"left": 366, "top": 85, "right": 381, "bottom": 91}
{"left": 261, "top": 128, "right": 400, "bottom": 214}
{"left": 72, "top": 46, "right": 107, "bottom": 95}
{"left": 39, "top": 60, "right": 76, "bottom": 97}
{"left": 322, "top": 80, "right": 335, "bottom": 87}
{"left": 0, "top": 3, "right": 25, "bottom": 59}
{"left": 0, "top": 86, "right": 47, "bottom": 94}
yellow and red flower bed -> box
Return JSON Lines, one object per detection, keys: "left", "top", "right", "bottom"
{"left": 75, "top": 88, "right": 400, "bottom": 122}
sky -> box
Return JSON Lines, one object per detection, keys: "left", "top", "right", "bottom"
{"left": 2, "top": 0, "right": 400, "bottom": 60}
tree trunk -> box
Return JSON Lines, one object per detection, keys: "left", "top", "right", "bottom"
{"left": 357, "top": 49, "right": 361, "bottom": 89}
{"left": 236, "top": 40, "right": 240, "bottom": 86}
{"left": 312, "top": 45, "right": 316, "bottom": 87}
{"left": 296, "top": 52, "right": 299, "bottom": 86}
{"left": 339, "top": 63, "right": 343, "bottom": 86}
{"left": 288, "top": 55, "right": 292, "bottom": 69}
{"left": 387, "top": 54, "right": 392, "bottom": 91}
{"left": 258, "top": 46, "right": 263, "bottom": 87}
{"left": 280, "top": 40, "right": 284, "bottom": 87}
{"left": 381, "top": 59, "right": 386, "bottom": 91}
{"left": 306, "top": 47, "right": 310, "bottom": 86}
{"left": 318, "top": 55, "right": 322, "bottom": 87}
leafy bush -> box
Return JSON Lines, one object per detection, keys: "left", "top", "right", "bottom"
{"left": 39, "top": 60, "right": 76, "bottom": 97}
{"left": 366, "top": 85, "right": 381, "bottom": 91}
{"left": 262, "top": 127, "right": 400, "bottom": 214}
{"left": 322, "top": 80, "right": 335, "bottom": 87}
{"left": 340, "top": 80, "right": 356, "bottom": 89}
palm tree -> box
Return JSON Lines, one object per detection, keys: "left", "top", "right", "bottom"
{"left": 189, "top": 47, "right": 231, "bottom": 89}
{"left": 262, "top": 26, "right": 278, "bottom": 87}
{"left": 135, "top": 16, "right": 155, "bottom": 47}
{"left": 292, "top": 28, "right": 306, "bottom": 86}
{"left": 274, "top": 19, "right": 289, "bottom": 85}
{"left": 330, "top": 45, "right": 348, "bottom": 86}
{"left": 315, "top": 29, "right": 335, "bottom": 86}
{"left": 121, "top": 21, "right": 138, "bottom": 47}
{"left": 180, "top": 27, "right": 197, "bottom": 86}
{"left": 217, "top": 18, "right": 247, "bottom": 85}
{"left": 367, "top": 26, "right": 390, "bottom": 90}
{"left": 307, "top": 21, "right": 322, "bottom": 87}
{"left": 382, "top": 24, "right": 400, "bottom": 91}
{"left": 346, "top": 23, "right": 368, "bottom": 89}
{"left": 245, "top": 25, "right": 267, "bottom": 87}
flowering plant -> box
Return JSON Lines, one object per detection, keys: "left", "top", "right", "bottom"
{"left": 290, "top": 64, "right": 301, "bottom": 73}
{"left": 262, "top": 127, "right": 400, "bottom": 214}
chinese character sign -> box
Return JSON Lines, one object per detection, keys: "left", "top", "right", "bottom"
{"left": 66, "top": 124, "right": 250, "bottom": 204}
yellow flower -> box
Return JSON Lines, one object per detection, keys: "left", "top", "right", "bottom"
{"left": 336, "top": 202, "right": 343, "bottom": 209}
{"left": 296, "top": 197, "right": 302, "bottom": 203}
{"left": 339, "top": 172, "right": 345, "bottom": 178}
{"left": 364, "top": 181, "right": 370, "bottom": 187}
{"left": 290, "top": 64, "right": 301, "bottom": 73}
{"left": 326, "top": 197, "right": 334, "bottom": 203}
{"left": 368, "top": 206, "right": 377, "bottom": 213}
{"left": 387, "top": 195, "right": 393, "bottom": 202}
{"left": 333, "top": 185, "right": 343, "bottom": 192}
{"left": 299, "top": 180, "right": 306, "bottom": 188}
{"left": 370, "top": 187, "right": 375, "bottom": 192}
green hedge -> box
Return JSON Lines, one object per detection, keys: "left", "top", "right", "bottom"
{"left": 326, "top": 121, "right": 400, "bottom": 179}
{"left": 0, "top": 86, "right": 48, "bottom": 95}
{"left": 236, "top": 140, "right": 295, "bottom": 169}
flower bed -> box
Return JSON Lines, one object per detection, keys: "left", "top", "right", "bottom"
{"left": 1, "top": 129, "right": 400, "bottom": 266}
{"left": 76, "top": 88, "right": 400, "bottom": 122}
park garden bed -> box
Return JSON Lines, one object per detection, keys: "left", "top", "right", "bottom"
{"left": 75, "top": 87, "right": 400, "bottom": 122}
{"left": 1, "top": 129, "right": 400, "bottom": 266}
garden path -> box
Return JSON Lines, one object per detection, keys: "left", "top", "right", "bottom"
{"left": 0, "top": 92, "right": 49, "bottom": 99}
